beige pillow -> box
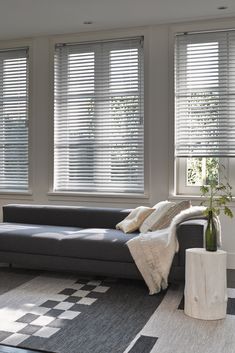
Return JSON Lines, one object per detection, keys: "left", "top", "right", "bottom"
{"left": 116, "top": 206, "right": 154, "bottom": 233}
{"left": 139, "top": 200, "right": 176, "bottom": 233}
{"left": 150, "top": 200, "right": 191, "bottom": 231}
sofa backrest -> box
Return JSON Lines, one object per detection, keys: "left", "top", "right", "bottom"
{"left": 3, "top": 204, "right": 131, "bottom": 229}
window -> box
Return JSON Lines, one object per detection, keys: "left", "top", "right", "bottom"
{"left": 54, "top": 37, "right": 144, "bottom": 194}
{"left": 0, "top": 48, "right": 29, "bottom": 192}
{"left": 174, "top": 30, "right": 235, "bottom": 195}
{"left": 176, "top": 157, "right": 223, "bottom": 195}
{"left": 187, "top": 157, "right": 219, "bottom": 186}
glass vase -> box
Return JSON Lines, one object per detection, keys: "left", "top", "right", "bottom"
{"left": 205, "top": 211, "right": 217, "bottom": 252}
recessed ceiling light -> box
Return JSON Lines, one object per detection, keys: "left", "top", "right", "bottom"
{"left": 217, "top": 6, "right": 228, "bottom": 10}
{"left": 83, "top": 21, "right": 93, "bottom": 25}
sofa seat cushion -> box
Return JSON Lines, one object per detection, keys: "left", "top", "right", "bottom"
{"left": 0, "top": 223, "right": 82, "bottom": 257}
{"left": 0, "top": 223, "right": 138, "bottom": 263}
{"left": 59, "top": 228, "right": 138, "bottom": 262}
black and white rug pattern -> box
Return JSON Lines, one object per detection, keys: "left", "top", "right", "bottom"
{"left": 0, "top": 268, "right": 235, "bottom": 353}
{"left": 0, "top": 269, "right": 165, "bottom": 353}
{"left": 0, "top": 277, "right": 110, "bottom": 346}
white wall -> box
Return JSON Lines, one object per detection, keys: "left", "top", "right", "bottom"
{"left": 0, "top": 19, "right": 235, "bottom": 267}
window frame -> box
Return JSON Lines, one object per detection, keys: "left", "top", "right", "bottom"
{"left": 175, "top": 157, "right": 228, "bottom": 196}
{"left": 0, "top": 40, "right": 33, "bottom": 198}
{"left": 48, "top": 30, "right": 150, "bottom": 201}
{"left": 169, "top": 20, "right": 235, "bottom": 199}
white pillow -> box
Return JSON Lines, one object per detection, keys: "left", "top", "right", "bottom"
{"left": 116, "top": 206, "right": 154, "bottom": 233}
{"left": 139, "top": 200, "right": 176, "bottom": 233}
{"left": 151, "top": 200, "right": 191, "bottom": 231}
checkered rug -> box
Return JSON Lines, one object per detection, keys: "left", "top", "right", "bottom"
{"left": 0, "top": 277, "right": 110, "bottom": 346}
{"left": 0, "top": 269, "right": 234, "bottom": 353}
{"left": 0, "top": 269, "right": 164, "bottom": 353}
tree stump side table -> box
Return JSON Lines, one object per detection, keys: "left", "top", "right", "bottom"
{"left": 184, "top": 248, "right": 227, "bottom": 320}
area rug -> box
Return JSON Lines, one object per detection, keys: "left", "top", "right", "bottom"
{"left": 0, "top": 268, "right": 165, "bottom": 353}
{"left": 0, "top": 268, "right": 235, "bottom": 353}
{"left": 125, "top": 283, "right": 235, "bottom": 353}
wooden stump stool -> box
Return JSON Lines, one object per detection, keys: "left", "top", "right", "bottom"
{"left": 184, "top": 248, "right": 227, "bottom": 320}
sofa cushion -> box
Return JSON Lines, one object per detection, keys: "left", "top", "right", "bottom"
{"left": 59, "top": 228, "right": 138, "bottom": 262}
{"left": 0, "top": 223, "right": 81, "bottom": 257}
{"left": 3, "top": 205, "right": 131, "bottom": 229}
{"left": 0, "top": 223, "right": 138, "bottom": 263}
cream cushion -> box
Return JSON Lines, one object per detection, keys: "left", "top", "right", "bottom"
{"left": 116, "top": 206, "right": 154, "bottom": 234}
{"left": 139, "top": 200, "right": 175, "bottom": 233}
{"left": 150, "top": 200, "right": 191, "bottom": 231}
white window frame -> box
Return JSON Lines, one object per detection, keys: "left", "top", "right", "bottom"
{"left": 176, "top": 157, "right": 229, "bottom": 196}
{"left": 48, "top": 29, "right": 150, "bottom": 202}
{"left": 169, "top": 20, "right": 235, "bottom": 198}
{"left": 0, "top": 39, "right": 33, "bottom": 198}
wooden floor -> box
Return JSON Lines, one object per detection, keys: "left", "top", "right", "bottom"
{"left": 0, "top": 345, "right": 48, "bottom": 353}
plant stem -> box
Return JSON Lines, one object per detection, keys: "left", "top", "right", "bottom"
{"left": 210, "top": 185, "right": 213, "bottom": 211}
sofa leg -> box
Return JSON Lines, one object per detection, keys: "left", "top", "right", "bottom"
{"left": 9, "top": 263, "right": 12, "bottom": 269}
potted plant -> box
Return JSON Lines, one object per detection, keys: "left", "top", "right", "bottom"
{"left": 200, "top": 168, "right": 233, "bottom": 252}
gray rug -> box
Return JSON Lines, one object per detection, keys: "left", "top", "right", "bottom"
{"left": 1, "top": 269, "right": 235, "bottom": 353}
{"left": 125, "top": 283, "right": 235, "bottom": 353}
{"left": 0, "top": 268, "right": 165, "bottom": 353}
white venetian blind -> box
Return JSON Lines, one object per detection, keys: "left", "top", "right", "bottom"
{"left": 175, "top": 31, "right": 235, "bottom": 157}
{"left": 54, "top": 38, "right": 144, "bottom": 194}
{"left": 0, "top": 48, "right": 29, "bottom": 191}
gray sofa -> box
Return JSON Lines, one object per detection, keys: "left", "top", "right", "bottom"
{"left": 0, "top": 204, "right": 206, "bottom": 280}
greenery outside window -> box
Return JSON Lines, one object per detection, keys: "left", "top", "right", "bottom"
{"left": 187, "top": 158, "right": 219, "bottom": 186}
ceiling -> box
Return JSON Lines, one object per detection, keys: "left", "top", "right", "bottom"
{"left": 0, "top": 0, "right": 235, "bottom": 40}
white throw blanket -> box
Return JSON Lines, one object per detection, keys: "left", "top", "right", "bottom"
{"left": 127, "top": 206, "right": 221, "bottom": 295}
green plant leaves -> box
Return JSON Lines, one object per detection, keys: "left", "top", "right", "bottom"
{"left": 224, "top": 206, "right": 233, "bottom": 218}
{"left": 200, "top": 185, "right": 209, "bottom": 195}
{"left": 200, "top": 169, "right": 233, "bottom": 219}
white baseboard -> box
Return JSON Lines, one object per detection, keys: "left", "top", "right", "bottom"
{"left": 227, "top": 252, "right": 235, "bottom": 269}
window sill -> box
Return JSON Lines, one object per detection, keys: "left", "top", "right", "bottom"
{"left": 169, "top": 194, "right": 205, "bottom": 201}
{"left": 170, "top": 193, "right": 235, "bottom": 208}
{"left": 0, "top": 190, "right": 33, "bottom": 200}
{"left": 48, "top": 191, "right": 149, "bottom": 204}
